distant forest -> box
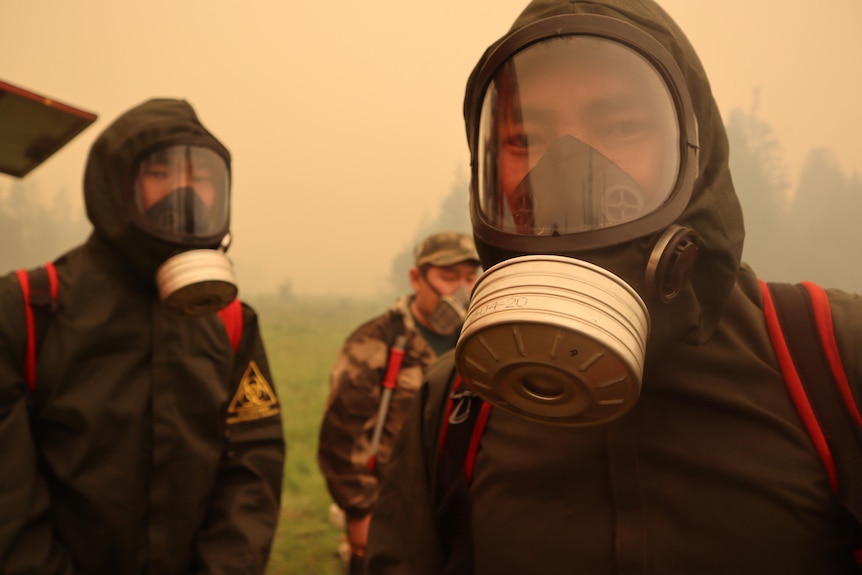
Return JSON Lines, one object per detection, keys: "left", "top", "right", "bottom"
{"left": 724, "top": 101, "right": 862, "bottom": 293}
{"left": 3, "top": 102, "right": 861, "bottom": 295}
{"left": 1, "top": 180, "right": 89, "bottom": 273}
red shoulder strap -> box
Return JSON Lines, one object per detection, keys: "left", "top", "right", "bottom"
{"left": 763, "top": 280, "right": 862, "bottom": 560}
{"left": 45, "top": 262, "right": 59, "bottom": 299}
{"left": 16, "top": 262, "right": 58, "bottom": 391}
{"left": 759, "top": 280, "right": 838, "bottom": 492}
{"left": 218, "top": 298, "right": 243, "bottom": 353}
{"left": 15, "top": 269, "right": 37, "bottom": 391}
{"left": 438, "top": 376, "right": 493, "bottom": 486}
{"left": 435, "top": 374, "right": 492, "bottom": 574}
{"left": 464, "top": 401, "right": 492, "bottom": 485}
{"left": 801, "top": 281, "right": 862, "bottom": 430}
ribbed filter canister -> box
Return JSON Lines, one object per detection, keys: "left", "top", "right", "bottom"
{"left": 455, "top": 255, "right": 649, "bottom": 427}
{"left": 155, "top": 249, "right": 238, "bottom": 316}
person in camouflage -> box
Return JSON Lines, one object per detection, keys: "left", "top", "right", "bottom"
{"left": 317, "top": 231, "right": 481, "bottom": 574}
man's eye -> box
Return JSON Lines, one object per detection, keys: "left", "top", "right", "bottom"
{"left": 146, "top": 168, "right": 169, "bottom": 179}
{"left": 504, "top": 133, "right": 542, "bottom": 152}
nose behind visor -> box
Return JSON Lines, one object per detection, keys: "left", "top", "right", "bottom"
{"left": 146, "top": 186, "right": 214, "bottom": 236}
{"left": 512, "top": 135, "right": 645, "bottom": 235}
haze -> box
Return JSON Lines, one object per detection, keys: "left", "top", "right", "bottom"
{"left": 2, "top": 0, "right": 860, "bottom": 297}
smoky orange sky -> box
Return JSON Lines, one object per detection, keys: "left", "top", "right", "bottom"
{"left": 2, "top": 1, "right": 860, "bottom": 297}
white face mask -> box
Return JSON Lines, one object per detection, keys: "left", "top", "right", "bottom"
{"left": 454, "top": 255, "right": 649, "bottom": 427}
{"left": 427, "top": 284, "right": 472, "bottom": 335}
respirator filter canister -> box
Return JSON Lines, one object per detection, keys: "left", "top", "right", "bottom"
{"left": 455, "top": 255, "right": 649, "bottom": 427}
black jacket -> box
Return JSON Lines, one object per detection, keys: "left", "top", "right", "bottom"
{"left": 0, "top": 98, "right": 285, "bottom": 575}
{"left": 365, "top": 0, "right": 862, "bottom": 573}
{"left": 366, "top": 267, "right": 862, "bottom": 574}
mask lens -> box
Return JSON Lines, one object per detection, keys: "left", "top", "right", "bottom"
{"left": 477, "top": 35, "right": 680, "bottom": 236}
{"left": 133, "top": 145, "right": 229, "bottom": 239}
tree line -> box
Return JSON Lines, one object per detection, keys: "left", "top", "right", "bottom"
{"left": 727, "top": 97, "right": 862, "bottom": 292}
{"left": 1, "top": 178, "right": 90, "bottom": 274}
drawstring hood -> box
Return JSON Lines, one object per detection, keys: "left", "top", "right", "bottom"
{"left": 83, "top": 99, "right": 231, "bottom": 286}
{"left": 464, "top": 0, "right": 743, "bottom": 349}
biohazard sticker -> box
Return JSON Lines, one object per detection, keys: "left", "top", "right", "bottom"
{"left": 227, "top": 360, "right": 280, "bottom": 423}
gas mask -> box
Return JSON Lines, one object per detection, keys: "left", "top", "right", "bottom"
{"left": 427, "top": 284, "right": 472, "bottom": 335}
{"left": 455, "top": 14, "right": 700, "bottom": 427}
{"left": 133, "top": 144, "right": 237, "bottom": 315}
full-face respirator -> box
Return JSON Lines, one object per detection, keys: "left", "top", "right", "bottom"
{"left": 454, "top": 14, "right": 701, "bottom": 427}
{"left": 134, "top": 143, "right": 237, "bottom": 316}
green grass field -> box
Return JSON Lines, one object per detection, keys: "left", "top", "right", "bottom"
{"left": 251, "top": 294, "right": 390, "bottom": 575}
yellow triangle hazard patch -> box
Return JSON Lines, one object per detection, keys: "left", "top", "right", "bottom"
{"left": 227, "top": 360, "right": 280, "bottom": 423}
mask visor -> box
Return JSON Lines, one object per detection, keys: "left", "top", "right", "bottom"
{"left": 476, "top": 35, "right": 680, "bottom": 237}
{"left": 134, "top": 144, "right": 229, "bottom": 240}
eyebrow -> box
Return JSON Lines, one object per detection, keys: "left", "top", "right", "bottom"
{"left": 582, "top": 91, "right": 645, "bottom": 117}
{"left": 515, "top": 90, "right": 647, "bottom": 125}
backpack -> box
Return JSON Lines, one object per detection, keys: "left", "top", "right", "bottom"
{"left": 15, "top": 262, "right": 244, "bottom": 392}
{"left": 436, "top": 280, "right": 862, "bottom": 570}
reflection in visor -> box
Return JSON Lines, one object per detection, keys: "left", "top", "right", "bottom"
{"left": 477, "top": 35, "right": 680, "bottom": 236}
{"left": 512, "top": 135, "right": 646, "bottom": 234}
{"left": 134, "top": 145, "right": 229, "bottom": 239}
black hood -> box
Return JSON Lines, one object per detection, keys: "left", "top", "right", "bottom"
{"left": 83, "top": 98, "right": 231, "bottom": 283}
{"left": 464, "top": 0, "right": 744, "bottom": 346}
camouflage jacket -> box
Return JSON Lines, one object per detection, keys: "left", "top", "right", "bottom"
{"left": 317, "top": 295, "right": 438, "bottom": 520}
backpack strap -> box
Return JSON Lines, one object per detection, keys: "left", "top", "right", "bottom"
{"left": 435, "top": 375, "right": 492, "bottom": 575}
{"left": 761, "top": 281, "right": 862, "bottom": 530}
{"left": 438, "top": 377, "right": 493, "bottom": 486}
{"left": 217, "top": 298, "right": 243, "bottom": 353}
{"left": 801, "top": 282, "right": 862, "bottom": 430}
{"left": 15, "top": 263, "right": 59, "bottom": 391}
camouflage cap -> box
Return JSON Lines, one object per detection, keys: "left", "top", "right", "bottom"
{"left": 414, "top": 232, "right": 480, "bottom": 268}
